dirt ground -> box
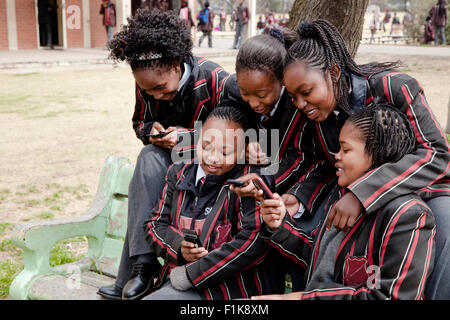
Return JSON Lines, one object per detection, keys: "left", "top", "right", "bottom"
{"left": 0, "top": 52, "right": 449, "bottom": 271}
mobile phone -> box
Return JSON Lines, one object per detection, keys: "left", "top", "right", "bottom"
{"left": 149, "top": 131, "right": 169, "bottom": 139}
{"left": 252, "top": 177, "right": 276, "bottom": 200}
{"left": 182, "top": 228, "right": 202, "bottom": 247}
{"left": 226, "top": 179, "right": 246, "bottom": 187}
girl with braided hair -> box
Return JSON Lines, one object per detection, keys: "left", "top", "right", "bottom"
{"left": 253, "top": 102, "right": 437, "bottom": 300}
{"left": 97, "top": 8, "right": 229, "bottom": 300}
{"left": 141, "top": 106, "right": 275, "bottom": 299}
{"left": 259, "top": 19, "right": 449, "bottom": 299}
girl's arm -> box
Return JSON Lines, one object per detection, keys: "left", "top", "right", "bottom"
{"left": 185, "top": 195, "right": 269, "bottom": 290}
{"left": 301, "top": 199, "right": 435, "bottom": 300}
{"left": 132, "top": 83, "right": 155, "bottom": 145}
{"left": 144, "top": 164, "right": 184, "bottom": 265}
{"left": 349, "top": 73, "right": 450, "bottom": 215}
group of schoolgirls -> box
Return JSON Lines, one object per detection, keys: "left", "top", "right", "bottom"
{"left": 97, "top": 8, "right": 450, "bottom": 301}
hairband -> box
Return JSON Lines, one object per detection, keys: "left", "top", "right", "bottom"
{"left": 136, "top": 52, "right": 163, "bottom": 61}
{"left": 269, "top": 28, "right": 285, "bottom": 45}
{"left": 297, "top": 21, "right": 316, "bottom": 38}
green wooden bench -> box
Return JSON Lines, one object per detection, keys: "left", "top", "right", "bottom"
{"left": 9, "top": 155, "right": 134, "bottom": 300}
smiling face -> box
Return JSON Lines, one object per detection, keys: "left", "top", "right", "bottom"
{"left": 236, "top": 69, "right": 282, "bottom": 116}
{"left": 133, "top": 64, "right": 181, "bottom": 101}
{"left": 196, "top": 117, "right": 245, "bottom": 176}
{"left": 334, "top": 122, "right": 373, "bottom": 187}
{"left": 283, "top": 61, "right": 338, "bottom": 122}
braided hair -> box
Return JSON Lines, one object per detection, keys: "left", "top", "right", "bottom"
{"left": 285, "top": 20, "right": 401, "bottom": 115}
{"left": 107, "top": 9, "right": 192, "bottom": 70}
{"left": 205, "top": 105, "right": 250, "bottom": 132}
{"left": 236, "top": 28, "right": 298, "bottom": 81}
{"left": 346, "top": 100, "right": 416, "bottom": 169}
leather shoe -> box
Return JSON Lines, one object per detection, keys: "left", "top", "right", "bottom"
{"left": 97, "top": 284, "right": 122, "bottom": 300}
{"left": 122, "top": 262, "right": 161, "bottom": 300}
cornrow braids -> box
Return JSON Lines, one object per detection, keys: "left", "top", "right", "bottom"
{"left": 107, "top": 9, "right": 193, "bottom": 70}
{"left": 346, "top": 100, "right": 416, "bottom": 169}
{"left": 286, "top": 20, "right": 401, "bottom": 115}
{"left": 205, "top": 105, "right": 250, "bottom": 132}
{"left": 236, "top": 28, "right": 298, "bottom": 81}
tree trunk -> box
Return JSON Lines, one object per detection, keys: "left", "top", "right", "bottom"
{"left": 288, "top": 0, "right": 369, "bottom": 57}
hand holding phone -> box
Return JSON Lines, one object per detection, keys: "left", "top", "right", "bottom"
{"left": 252, "top": 177, "right": 276, "bottom": 200}
{"left": 182, "top": 228, "right": 202, "bottom": 248}
{"left": 149, "top": 131, "right": 169, "bottom": 139}
{"left": 226, "top": 179, "right": 246, "bottom": 187}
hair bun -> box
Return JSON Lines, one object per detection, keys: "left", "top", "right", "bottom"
{"left": 269, "top": 28, "right": 285, "bottom": 45}
{"left": 297, "top": 21, "right": 316, "bottom": 38}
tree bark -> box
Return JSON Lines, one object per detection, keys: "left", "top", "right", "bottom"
{"left": 288, "top": 0, "right": 369, "bottom": 57}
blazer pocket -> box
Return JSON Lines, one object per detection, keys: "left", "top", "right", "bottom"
{"left": 211, "top": 222, "right": 232, "bottom": 250}
{"left": 343, "top": 254, "right": 369, "bottom": 287}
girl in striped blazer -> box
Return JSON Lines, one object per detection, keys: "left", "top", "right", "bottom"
{"left": 253, "top": 102, "right": 437, "bottom": 300}
{"left": 98, "top": 9, "right": 229, "bottom": 300}
{"left": 142, "top": 107, "right": 274, "bottom": 300}
{"left": 273, "top": 19, "right": 449, "bottom": 299}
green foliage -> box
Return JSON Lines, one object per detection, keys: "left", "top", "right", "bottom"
{"left": 49, "top": 237, "right": 86, "bottom": 267}
{"left": 0, "top": 260, "right": 22, "bottom": 298}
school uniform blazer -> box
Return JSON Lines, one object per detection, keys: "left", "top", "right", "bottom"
{"left": 261, "top": 186, "right": 436, "bottom": 300}
{"left": 132, "top": 56, "right": 229, "bottom": 152}
{"left": 287, "top": 70, "right": 450, "bottom": 216}
{"left": 219, "top": 74, "right": 312, "bottom": 195}
{"left": 144, "top": 161, "right": 271, "bottom": 300}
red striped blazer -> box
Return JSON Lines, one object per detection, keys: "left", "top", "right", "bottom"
{"left": 144, "top": 161, "right": 273, "bottom": 300}
{"left": 288, "top": 70, "right": 450, "bottom": 215}
{"left": 261, "top": 186, "right": 436, "bottom": 300}
{"left": 132, "top": 56, "right": 229, "bottom": 150}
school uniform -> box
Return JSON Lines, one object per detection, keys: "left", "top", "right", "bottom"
{"left": 219, "top": 74, "right": 312, "bottom": 195}
{"left": 261, "top": 185, "right": 436, "bottom": 300}
{"left": 272, "top": 70, "right": 450, "bottom": 298}
{"left": 144, "top": 161, "right": 274, "bottom": 299}
{"left": 115, "top": 57, "right": 229, "bottom": 290}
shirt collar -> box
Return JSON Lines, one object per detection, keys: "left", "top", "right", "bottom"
{"left": 178, "top": 63, "right": 191, "bottom": 92}
{"left": 195, "top": 164, "right": 207, "bottom": 186}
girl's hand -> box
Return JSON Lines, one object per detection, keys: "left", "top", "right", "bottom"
{"left": 159, "top": 126, "right": 178, "bottom": 149}
{"left": 180, "top": 240, "right": 208, "bottom": 263}
{"left": 229, "top": 173, "right": 260, "bottom": 198}
{"left": 251, "top": 291, "right": 303, "bottom": 300}
{"left": 260, "top": 193, "right": 286, "bottom": 231}
{"left": 326, "top": 191, "right": 363, "bottom": 232}
{"left": 246, "top": 142, "right": 269, "bottom": 165}
{"left": 281, "top": 193, "right": 300, "bottom": 217}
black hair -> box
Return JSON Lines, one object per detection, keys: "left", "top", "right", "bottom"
{"left": 439, "top": 0, "right": 446, "bottom": 15}
{"left": 346, "top": 100, "right": 416, "bottom": 169}
{"left": 204, "top": 1, "right": 210, "bottom": 8}
{"left": 285, "top": 20, "right": 402, "bottom": 115}
{"left": 204, "top": 106, "right": 250, "bottom": 132}
{"left": 236, "top": 28, "right": 298, "bottom": 81}
{"left": 107, "top": 9, "right": 193, "bottom": 70}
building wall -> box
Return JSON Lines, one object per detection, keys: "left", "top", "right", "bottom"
{"left": 15, "top": 0, "right": 38, "bottom": 49}
{"left": 66, "top": 0, "right": 84, "bottom": 48}
{"left": 0, "top": 0, "right": 8, "bottom": 50}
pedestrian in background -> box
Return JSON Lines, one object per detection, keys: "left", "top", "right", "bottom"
{"left": 430, "top": 0, "right": 448, "bottom": 45}
{"left": 219, "top": 8, "right": 227, "bottom": 31}
{"left": 425, "top": 15, "right": 435, "bottom": 44}
{"left": 232, "top": 0, "right": 250, "bottom": 49}
{"left": 197, "top": 1, "right": 214, "bottom": 48}
{"left": 179, "top": 1, "right": 195, "bottom": 30}
{"left": 38, "top": 0, "right": 58, "bottom": 49}
{"left": 100, "top": 0, "right": 116, "bottom": 45}
{"left": 380, "top": 8, "right": 391, "bottom": 32}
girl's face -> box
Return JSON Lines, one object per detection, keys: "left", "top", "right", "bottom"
{"left": 283, "top": 61, "right": 338, "bottom": 122}
{"left": 236, "top": 69, "right": 282, "bottom": 116}
{"left": 334, "top": 122, "right": 372, "bottom": 187}
{"left": 133, "top": 64, "right": 182, "bottom": 101}
{"left": 196, "top": 117, "right": 245, "bottom": 176}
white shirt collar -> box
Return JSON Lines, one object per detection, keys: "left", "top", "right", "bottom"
{"left": 178, "top": 63, "right": 191, "bottom": 92}
{"left": 195, "top": 164, "right": 207, "bottom": 186}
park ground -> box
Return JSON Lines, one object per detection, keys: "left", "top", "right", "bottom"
{"left": 0, "top": 41, "right": 449, "bottom": 298}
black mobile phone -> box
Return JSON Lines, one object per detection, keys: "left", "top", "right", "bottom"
{"left": 252, "top": 177, "right": 276, "bottom": 200}
{"left": 182, "top": 228, "right": 202, "bottom": 247}
{"left": 149, "top": 131, "right": 169, "bottom": 139}
{"left": 226, "top": 179, "right": 246, "bottom": 187}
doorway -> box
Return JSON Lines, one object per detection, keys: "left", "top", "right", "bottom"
{"left": 37, "top": 0, "right": 62, "bottom": 48}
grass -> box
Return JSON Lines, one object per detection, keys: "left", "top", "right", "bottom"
{"left": 0, "top": 235, "right": 87, "bottom": 298}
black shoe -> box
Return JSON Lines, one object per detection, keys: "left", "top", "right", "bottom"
{"left": 97, "top": 284, "right": 123, "bottom": 300}
{"left": 122, "top": 262, "right": 161, "bottom": 300}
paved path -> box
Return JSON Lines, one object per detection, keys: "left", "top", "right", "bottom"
{"left": 0, "top": 33, "right": 449, "bottom": 70}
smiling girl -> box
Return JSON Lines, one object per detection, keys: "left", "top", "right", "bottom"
{"left": 254, "top": 102, "right": 438, "bottom": 300}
